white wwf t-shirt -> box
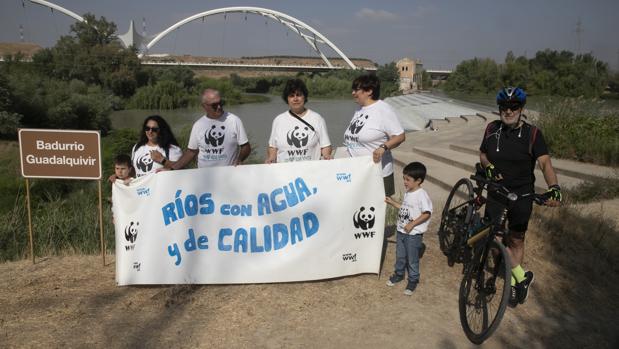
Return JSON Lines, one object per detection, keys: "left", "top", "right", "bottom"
{"left": 343, "top": 100, "right": 404, "bottom": 177}
{"left": 132, "top": 144, "right": 182, "bottom": 177}
{"left": 397, "top": 188, "right": 433, "bottom": 235}
{"left": 188, "top": 112, "right": 249, "bottom": 167}
{"left": 268, "top": 109, "right": 331, "bottom": 162}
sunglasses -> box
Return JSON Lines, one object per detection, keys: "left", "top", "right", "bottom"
{"left": 143, "top": 126, "right": 160, "bottom": 132}
{"left": 499, "top": 103, "right": 522, "bottom": 112}
{"left": 204, "top": 100, "right": 225, "bottom": 109}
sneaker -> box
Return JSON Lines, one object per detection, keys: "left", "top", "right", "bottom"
{"left": 517, "top": 271, "right": 535, "bottom": 304}
{"left": 508, "top": 286, "right": 518, "bottom": 308}
{"left": 403, "top": 281, "right": 418, "bottom": 296}
{"left": 386, "top": 273, "right": 404, "bottom": 287}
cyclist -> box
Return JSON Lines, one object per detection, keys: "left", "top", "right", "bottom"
{"left": 479, "top": 87, "right": 562, "bottom": 307}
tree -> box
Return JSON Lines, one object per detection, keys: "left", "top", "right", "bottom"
{"left": 72, "top": 13, "right": 118, "bottom": 46}
{"left": 32, "top": 13, "right": 141, "bottom": 98}
{"left": 376, "top": 62, "right": 399, "bottom": 97}
{"left": 0, "top": 72, "right": 22, "bottom": 138}
{"left": 501, "top": 51, "right": 530, "bottom": 89}
{"left": 444, "top": 58, "right": 499, "bottom": 93}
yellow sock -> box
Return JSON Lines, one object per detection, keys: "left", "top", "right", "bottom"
{"left": 512, "top": 265, "right": 526, "bottom": 283}
{"left": 511, "top": 276, "right": 516, "bottom": 286}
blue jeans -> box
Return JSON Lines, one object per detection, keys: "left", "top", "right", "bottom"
{"left": 394, "top": 232, "right": 423, "bottom": 282}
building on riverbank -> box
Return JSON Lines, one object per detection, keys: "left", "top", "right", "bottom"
{"left": 396, "top": 57, "right": 423, "bottom": 92}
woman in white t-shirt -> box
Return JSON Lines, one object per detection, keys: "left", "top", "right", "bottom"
{"left": 108, "top": 115, "right": 182, "bottom": 182}
{"left": 266, "top": 79, "right": 332, "bottom": 163}
{"left": 343, "top": 74, "right": 405, "bottom": 196}
{"left": 131, "top": 115, "right": 183, "bottom": 177}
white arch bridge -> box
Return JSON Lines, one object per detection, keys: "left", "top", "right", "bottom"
{"left": 28, "top": 0, "right": 360, "bottom": 70}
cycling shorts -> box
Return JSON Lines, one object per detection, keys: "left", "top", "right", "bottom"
{"left": 484, "top": 184, "right": 534, "bottom": 234}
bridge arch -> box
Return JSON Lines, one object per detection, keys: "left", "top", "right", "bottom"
{"left": 146, "top": 7, "right": 357, "bottom": 69}
{"left": 29, "top": 0, "right": 84, "bottom": 23}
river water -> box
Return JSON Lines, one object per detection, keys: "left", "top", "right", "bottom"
{"left": 110, "top": 96, "right": 358, "bottom": 158}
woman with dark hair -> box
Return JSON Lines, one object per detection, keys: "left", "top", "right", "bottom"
{"left": 109, "top": 115, "right": 182, "bottom": 182}
{"left": 265, "top": 78, "right": 332, "bottom": 163}
{"left": 131, "top": 115, "right": 183, "bottom": 177}
{"left": 343, "top": 74, "right": 405, "bottom": 197}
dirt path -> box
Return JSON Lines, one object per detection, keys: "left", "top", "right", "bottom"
{"left": 2, "top": 198, "right": 617, "bottom": 349}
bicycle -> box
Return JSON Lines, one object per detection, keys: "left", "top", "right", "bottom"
{"left": 438, "top": 172, "right": 546, "bottom": 344}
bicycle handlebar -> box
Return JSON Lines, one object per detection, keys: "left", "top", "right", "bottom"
{"left": 469, "top": 175, "right": 547, "bottom": 205}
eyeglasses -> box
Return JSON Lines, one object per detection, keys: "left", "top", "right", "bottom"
{"left": 499, "top": 103, "right": 522, "bottom": 112}
{"left": 204, "top": 100, "right": 225, "bottom": 109}
{"left": 144, "top": 126, "right": 160, "bottom": 132}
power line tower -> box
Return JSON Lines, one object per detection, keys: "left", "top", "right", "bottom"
{"left": 575, "top": 17, "right": 583, "bottom": 54}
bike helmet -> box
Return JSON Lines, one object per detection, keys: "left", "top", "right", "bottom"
{"left": 496, "top": 87, "right": 526, "bottom": 106}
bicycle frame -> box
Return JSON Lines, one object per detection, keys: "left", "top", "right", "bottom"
{"left": 440, "top": 173, "right": 547, "bottom": 344}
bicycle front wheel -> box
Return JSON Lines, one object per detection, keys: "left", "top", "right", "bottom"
{"left": 438, "top": 178, "right": 474, "bottom": 257}
{"left": 459, "top": 239, "right": 511, "bottom": 344}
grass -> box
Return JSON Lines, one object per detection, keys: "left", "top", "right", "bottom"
{"left": 530, "top": 204, "right": 619, "bottom": 285}
{"left": 0, "top": 181, "right": 115, "bottom": 261}
{"left": 535, "top": 97, "right": 619, "bottom": 166}
{"left": 565, "top": 175, "right": 619, "bottom": 203}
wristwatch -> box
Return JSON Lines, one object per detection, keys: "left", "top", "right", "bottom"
{"left": 379, "top": 144, "right": 389, "bottom": 151}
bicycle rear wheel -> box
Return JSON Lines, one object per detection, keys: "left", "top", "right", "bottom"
{"left": 438, "top": 178, "right": 474, "bottom": 257}
{"left": 459, "top": 239, "right": 511, "bottom": 344}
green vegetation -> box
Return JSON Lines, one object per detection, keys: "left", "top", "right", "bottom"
{"left": 535, "top": 97, "right": 619, "bottom": 166}
{"left": 0, "top": 14, "right": 270, "bottom": 138}
{"left": 229, "top": 63, "right": 400, "bottom": 99}
{"left": 444, "top": 50, "right": 609, "bottom": 98}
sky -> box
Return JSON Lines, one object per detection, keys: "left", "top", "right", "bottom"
{"left": 0, "top": 0, "right": 618, "bottom": 70}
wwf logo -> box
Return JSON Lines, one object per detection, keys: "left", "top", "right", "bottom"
{"left": 136, "top": 153, "right": 154, "bottom": 173}
{"left": 124, "top": 221, "right": 139, "bottom": 243}
{"left": 348, "top": 114, "right": 369, "bottom": 134}
{"left": 353, "top": 206, "right": 375, "bottom": 230}
{"left": 336, "top": 173, "right": 351, "bottom": 182}
{"left": 205, "top": 125, "right": 226, "bottom": 147}
{"left": 287, "top": 126, "right": 310, "bottom": 148}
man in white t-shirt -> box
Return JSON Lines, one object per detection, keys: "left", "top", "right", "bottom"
{"left": 167, "top": 89, "right": 251, "bottom": 169}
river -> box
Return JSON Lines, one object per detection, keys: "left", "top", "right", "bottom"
{"left": 110, "top": 96, "right": 358, "bottom": 158}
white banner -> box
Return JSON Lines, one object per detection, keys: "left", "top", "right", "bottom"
{"left": 113, "top": 157, "right": 386, "bottom": 285}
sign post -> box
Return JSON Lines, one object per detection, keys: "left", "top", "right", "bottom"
{"left": 18, "top": 129, "right": 102, "bottom": 264}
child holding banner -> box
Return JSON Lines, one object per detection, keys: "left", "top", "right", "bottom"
{"left": 111, "top": 154, "right": 134, "bottom": 225}
{"left": 113, "top": 154, "right": 134, "bottom": 184}
{"left": 385, "top": 162, "right": 432, "bottom": 295}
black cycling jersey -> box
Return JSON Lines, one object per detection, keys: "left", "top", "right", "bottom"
{"left": 480, "top": 121, "right": 549, "bottom": 188}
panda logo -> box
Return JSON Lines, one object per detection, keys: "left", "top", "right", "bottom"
{"left": 287, "top": 126, "right": 310, "bottom": 148}
{"left": 124, "top": 221, "right": 139, "bottom": 243}
{"left": 205, "top": 125, "right": 226, "bottom": 147}
{"left": 136, "top": 153, "right": 154, "bottom": 173}
{"left": 398, "top": 207, "right": 411, "bottom": 223}
{"left": 348, "top": 114, "right": 369, "bottom": 135}
{"left": 353, "top": 206, "right": 376, "bottom": 230}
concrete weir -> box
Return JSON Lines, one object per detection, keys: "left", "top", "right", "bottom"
{"left": 388, "top": 99, "right": 618, "bottom": 227}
